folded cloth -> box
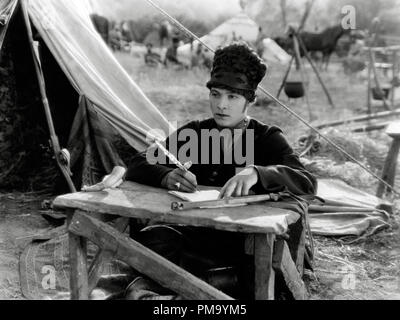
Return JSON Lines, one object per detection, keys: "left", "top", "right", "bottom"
{"left": 308, "top": 178, "right": 391, "bottom": 237}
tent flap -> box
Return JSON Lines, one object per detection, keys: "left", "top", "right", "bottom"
{"left": 26, "top": 0, "right": 175, "bottom": 152}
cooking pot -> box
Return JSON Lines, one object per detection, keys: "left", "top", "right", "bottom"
{"left": 371, "top": 87, "right": 390, "bottom": 100}
{"left": 284, "top": 81, "right": 305, "bottom": 98}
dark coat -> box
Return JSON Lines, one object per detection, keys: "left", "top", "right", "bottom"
{"left": 126, "top": 118, "right": 317, "bottom": 196}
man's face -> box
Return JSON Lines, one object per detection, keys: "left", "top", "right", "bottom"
{"left": 209, "top": 87, "right": 248, "bottom": 128}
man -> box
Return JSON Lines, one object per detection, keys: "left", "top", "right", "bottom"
{"left": 125, "top": 42, "right": 317, "bottom": 299}
{"left": 144, "top": 43, "right": 162, "bottom": 67}
{"left": 159, "top": 20, "right": 171, "bottom": 48}
{"left": 109, "top": 26, "right": 122, "bottom": 52}
{"left": 164, "top": 36, "right": 183, "bottom": 67}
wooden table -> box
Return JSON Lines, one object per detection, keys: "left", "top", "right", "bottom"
{"left": 53, "top": 181, "right": 307, "bottom": 300}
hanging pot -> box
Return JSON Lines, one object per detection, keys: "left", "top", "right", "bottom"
{"left": 371, "top": 87, "right": 390, "bottom": 100}
{"left": 284, "top": 81, "right": 305, "bottom": 98}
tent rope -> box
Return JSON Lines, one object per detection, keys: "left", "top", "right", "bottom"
{"left": 144, "top": 0, "right": 400, "bottom": 197}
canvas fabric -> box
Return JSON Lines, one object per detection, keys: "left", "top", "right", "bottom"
{"left": 21, "top": 0, "right": 174, "bottom": 152}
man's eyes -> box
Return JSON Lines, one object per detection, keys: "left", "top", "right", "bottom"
{"left": 210, "top": 92, "right": 238, "bottom": 99}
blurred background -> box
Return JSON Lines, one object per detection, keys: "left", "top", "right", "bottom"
{"left": 88, "top": 0, "right": 400, "bottom": 38}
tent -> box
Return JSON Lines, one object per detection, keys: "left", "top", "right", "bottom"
{"left": 177, "top": 12, "right": 259, "bottom": 66}
{"left": 0, "top": 0, "right": 174, "bottom": 191}
{"left": 260, "top": 38, "right": 291, "bottom": 65}
{"left": 177, "top": 12, "right": 291, "bottom": 66}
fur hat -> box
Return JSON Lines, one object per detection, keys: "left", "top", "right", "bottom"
{"left": 206, "top": 42, "right": 267, "bottom": 102}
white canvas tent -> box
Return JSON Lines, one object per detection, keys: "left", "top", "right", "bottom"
{"left": 177, "top": 12, "right": 291, "bottom": 66}
{"left": 261, "top": 38, "right": 291, "bottom": 65}
{"left": 3, "top": 0, "right": 174, "bottom": 151}
{"left": 177, "top": 12, "right": 259, "bottom": 66}
{"left": 0, "top": 0, "right": 175, "bottom": 191}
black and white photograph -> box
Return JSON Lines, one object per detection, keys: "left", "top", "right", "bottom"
{"left": 1, "top": 0, "right": 400, "bottom": 307}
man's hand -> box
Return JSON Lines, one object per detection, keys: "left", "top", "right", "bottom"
{"left": 218, "top": 166, "right": 258, "bottom": 199}
{"left": 161, "top": 164, "right": 198, "bottom": 193}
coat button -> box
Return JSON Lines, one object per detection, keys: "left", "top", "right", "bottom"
{"left": 209, "top": 171, "right": 218, "bottom": 182}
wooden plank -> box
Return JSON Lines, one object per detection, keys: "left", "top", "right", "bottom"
{"left": 67, "top": 210, "right": 89, "bottom": 299}
{"left": 254, "top": 233, "right": 275, "bottom": 300}
{"left": 68, "top": 211, "right": 232, "bottom": 300}
{"left": 272, "top": 240, "right": 308, "bottom": 300}
{"left": 352, "top": 122, "right": 389, "bottom": 133}
{"left": 362, "top": 45, "right": 400, "bottom": 52}
{"left": 315, "top": 109, "right": 400, "bottom": 130}
{"left": 88, "top": 217, "right": 129, "bottom": 294}
{"left": 53, "top": 182, "right": 299, "bottom": 235}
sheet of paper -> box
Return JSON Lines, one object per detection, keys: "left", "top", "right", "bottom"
{"left": 168, "top": 190, "right": 220, "bottom": 202}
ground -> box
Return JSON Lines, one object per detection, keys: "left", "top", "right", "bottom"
{"left": 1, "top": 51, "right": 400, "bottom": 300}
{"left": 0, "top": 192, "right": 50, "bottom": 299}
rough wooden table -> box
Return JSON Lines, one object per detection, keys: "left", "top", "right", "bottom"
{"left": 53, "top": 181, "right": 306, "bottom": 300}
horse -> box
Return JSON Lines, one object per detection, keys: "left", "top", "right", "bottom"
{"left": 299, "top": 25, "right": 351, "bottom": 70}
{"left": 274, "top": 25, "right": 351, "bottom": 71}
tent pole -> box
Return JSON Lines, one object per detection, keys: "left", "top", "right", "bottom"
{"left": 276, "top": 56, "right": 294, "bottom": 98}
{"left": 21, "top": 0, "right": 76, "bottom": 192}
{"left": 390, "top": 51, "right": 397, "bottom": 108}
{"left": 293, "top": 35, "right": 313, "bottom": 122}
{"left": 277, "top": 0, "right": 313, "bottom": 99}
{"left": 297, "top": 35, "right": 336, "bottom": 108}
{"left": 367, "top": 55, "right": 372, "bottom": 114}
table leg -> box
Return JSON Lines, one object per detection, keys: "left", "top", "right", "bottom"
{"left": 88, "top": 217, "right": 129, "bottom": 294}
{"left": 272, "top": 239, "right": 308, "bottom": 300}
{"left": 67, "top": 210, "right": 89, "bottom": 300}
{"left": 254, "top": 233, "right": 275, "bottom": 300}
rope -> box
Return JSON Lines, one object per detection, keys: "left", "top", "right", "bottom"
{"left": 143, "top": 0, "right": 400, "bottom": 197}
